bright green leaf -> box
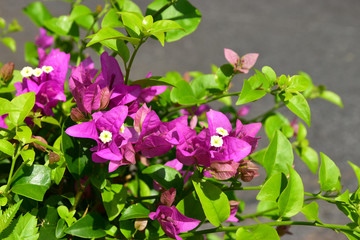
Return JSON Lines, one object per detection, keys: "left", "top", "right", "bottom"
{"left": 120, "top": 12, "right": 143, "bottom": 37}
{"left": 278, "top": 168, "right": 304, "bottom": 218}
{"left": 296, "top": 146, "right": 319, "bottom": 174}
{"left": 119, "top": 204, "right": 150, "bottom": 221}
{"left": 262, "top": 66, "right": 276, "bottom": 84}
{"left": 192, "top": 174, "right": 230, "bottom": 227}
{"left": 24, "top": 42, "right": 39, "bottom": 66}
{"left": 0, "top": 17, "right": 5, "bottom": 29}
{"left": 1, "top": 37, "right": 16, "bottom": 52}
{"left": 9, "top": 212, "right": 39, "bottom": 240}
{"left": 236, "top": 224, "right": 280, "bottom": 240}
{"left": 215, "top": 64, "right": 233, "bottom": 91}
{"left": 101, "top": 9, "right": 124, "bottom": 28}
{"left": 9, "top": 91, "right": 35, "bottom": 125}
{"left": 70, "top": 5, "right": 94, "bottom": 30}
{"left": 102, "top": 184, "right": 127, "bottom": 221}
{"left": 0, "top": 200, "right": 22, "bottom": 233}
{"left": 301, "top": 202, "right": 321, "bottom": 223}
{"left": 287, "top": 75, "right": 310, "bottom": 92}
{"left": 170, "top": 80, "right": 200, "bottom": 105}
{"left": 150, "top": 20, "right": 182, "bottom": 34}
{"left": 284, "top": 92, "right": 311, "bottom": 126}
{"left": 0, "top": 139, "right": 14, "bottom": 156}
{"left": 256, "top": 172, "right": 287, "bottom": 202}
{"left": 263, "top": 130, "right": 294, "bottom": 177}
{"left": 15, "top": 125, "right": 32, "bottom": 144}
{"left": 23, "top": 1, "right": 52, "bottom": 27}
{"left": 130, "top": 76, "right": 174, "bottom": 88}
{"left": 87, "top": 27, "right": 140, "bottom": 46}
{"left": 264, "top": 114, "right": 289, "bottom": 140}
{"left": 319, "top": 152, "right": 341, "bottom": 192}
{"left": 319, "top": 90, "right": 343, "bottom": 108}
{"left": 20, "top": 149, "right": 35, "bottom": 166}
{"left": 236, "top": 79, "right": 267, "bottom": 105}
{"left": 348, "top": 161, "right": 360, "bottom": 188}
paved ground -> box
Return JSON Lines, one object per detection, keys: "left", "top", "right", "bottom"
{"left": 1, "top": 0, "right": 360, "bottom": 239}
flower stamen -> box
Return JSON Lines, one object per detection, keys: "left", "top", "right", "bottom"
{"left": 99, "top": 130, "right": 112, "bottom": 144}
{"left": 211, "top": 135, "right": 223, "bottom": 147}
{"left": 216, "top": 127, "right": 229, "bottom": 137}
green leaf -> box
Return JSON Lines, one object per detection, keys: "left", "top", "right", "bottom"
{"left": 190, "top": 74, "right": 220, "bottom": 99}
{"left": 348, "top": 161, "right": 360, "bottom": 188}
{"left": 119, "top": 204, "right": 150, "bottom": 221}
{"left": 1, "top": 37, "right": 16, "bottom": 52}
{"left": 319, "top": 152, "right": 341, "bottom": 192}
{"left": 55, "top": 219, "right": 67, "bottom": 239}
{"left": 215, "top": 64, "right": 233, "bottom": 90}
{"left": 20, "top": 149, "right": 35, "bottom": 166}
{"left": 264, "top": 114, "right": 289, "bottom": 140}
{"left": 236, "top": 79, "right": 267, "bottom": 105}
{"left": 70, "top": 5, "right": 94, "bottom": 30}
{"left": 44, "top": 16, "right": 75, "bottom": 37}
{"left": 0, "top": 200, "right": 22, "bottom": 233}
{"left": 0, "top": 97, "right": 12, "bottom": 115}
{"left": 301, "top": 201, "right": 322, "bottom": 223}
{"left": 278, "top": 168, "right": 304, "bottom": 218}
{"left": 87, "top": 27, "right": 140, "bottom": 46}
{"left": 119, "top": 220, "right": 135, "bottom": 239}
{"left": 142, "top": 15, "right": 154, "bottom": 30}
{"left": 192, "top": 174, "right": 230, "bottom": 227}
{"left": 319, "top": 90, "right": 343, "bottom": 108}
{"left": 176, "top": 192, "right": 206, "bottom": 221}
{"left": 120, "top": 12, "right": 143, "bottom": 37}
{"left": 142, "top": 164, "right": 183, "bottom": 191}
{"left": 236, "top": 224, "right": 280, "bottom": 240}
{"left": 262, "top": 66, "right": 276, "bottom": 85}
{"left": 38, "top": 206, "right": 59, "bottom": 240}
{"left": 284, "top": 92, "right": 311, "bottom": 126}
{"left": 150, "top": 20, "right": 183, "bottom": 34}
{"left": 15, "top": 125, "right": 32, "bottom": 144}
{"left": 101, "top": 9, "right": 124, "bottom": 28}
{"left": 23, "top": 1, "right": 52, "bottom": 27}
{"left": 296, "top": 146, "right": 319, "bottom": 174}
{"left": 9, "top": 212, "right": 39, "bottom": 240}
{"left": 170, "top": 80, "right": 201, "bottom": 105}
{"left": 130, "top": 76, "right": 174, "bottom": 88}
{"left": 102, "top": 184, "right": 128, "bottom": 221}
{"left": 8, "top": 19, "right": 22, "bottom": 32}
{"left": 263, "top": 130, "right": 294, "bottom": 177}
{"left": 9, "top": 92, "right": 35, "bottom": 126}
{"left": 65, "top": 213, "right": 107, "bottom": 238}
{"left": 0, "top": 17, "right": 5, "bottom": 29}
{"left": 256, "top": 172, "right": 287, "bottom": 202}
{"left": 0, "top": 139, "right": 14, "bottom": 156}
{"left": 62, "top": 117, "right": 90, "bottom": 180}
{"left": 151, "top": 31, "right": 165, "bottom": 46}
{"left": 147, "top": 0, "right": 201, "bottom": 42}
{"left": 11, "top": 165, "right": 51, "bottom": 201}
{"left": 287, "top": 75, "right": 310, "bottom": 92}
{"left": 100, "top": 38, "right": 130, "bottom": 63}
{"left": 24, "top": 42, "right": 39, "bottom": 66}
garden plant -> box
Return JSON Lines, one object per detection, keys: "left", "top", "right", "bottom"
{"left": 0, "top": 0, "right": 358, "bottom": 239}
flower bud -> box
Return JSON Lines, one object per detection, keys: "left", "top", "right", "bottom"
{"left": 70, "top": 107, "right": 86, "bottom": 122}
{"left": 0, "top": 62, "right": 14, "bottom": 83}
{"left": 276, "top": 225, "right": 292, "bottom": 236}
{"left": 134, "top": 218, "right": 148, "bottom": 231}
{"left": 31, "top": 136, "right": 48, "bottom": 152}
{"left": 49, "top": 151, "right": 60, "bottom": 164}
{"left": 160, "top": 188, "right": 176, "bottom": 207}
{"left": 238, "top": 160, "right": 259, "bottom": 182}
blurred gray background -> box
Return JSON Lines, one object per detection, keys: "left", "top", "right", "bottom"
{"left": 1, "top": 0, "right": 360, "bottom": 239}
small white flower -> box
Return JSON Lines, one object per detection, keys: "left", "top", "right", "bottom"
{"left": 42, "top": 66, "right": 54, "bottom": 74}
{"left": 216, "top": 127, "right": 229, "bottom": 137}
{"left": 99, "top": 130, "right": 112, "bottom": 144}
{"left": 32, "top": 68, "right": 43, "bottom": 77}
{"left": 119, "top": 124, "right": 125, "bottom": 134}
{"left": 211, "top": 135, "right": 223, "bottom": 147}
{"left": 20, "top": 66, "right": 33, "bottom": 78}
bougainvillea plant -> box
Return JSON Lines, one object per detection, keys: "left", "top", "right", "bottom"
{"left": 0, "top": 0, "right": 357, "bottom": 239}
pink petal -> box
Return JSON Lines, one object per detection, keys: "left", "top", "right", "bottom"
{"left": 224, "top": 48, "right": 240, "bottom": 67}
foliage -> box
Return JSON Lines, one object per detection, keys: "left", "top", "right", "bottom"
{"left": 0, "top": 0, "right": 355, "bottom": 239}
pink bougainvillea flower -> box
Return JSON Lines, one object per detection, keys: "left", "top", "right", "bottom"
{"left": 179, "top": 104, "right": 210, "bottom": 116}
{"left": 224, "top": 48, "right": 259, "bottom": 74}
{"left": 233, "top": 119, "right": 262, "bottom": 154}
{"left": 290, "top": 118, "right": 299, "bottom": 137}
{"left": 0, "top": 114, "right": 8, "bottom": 129}
{"left": 35, "top": 27, "right": 54, "bottom": 49}
{"left": 149, "top": 205, "right": 200, "bottom": 240}
{"left": 65, "top": 105, "right": 135, "bottom": 172}
{"left": 206, "top": 109, "right": 252, "bottom": 162}
{"left": 238, "top": 159, "right": 260, "bottom": 182}
{"left": 206, "top": 160, "right": 240, "bottom": 180}
{"left": 15, "top": 49, "right": 70, "bottom": 115}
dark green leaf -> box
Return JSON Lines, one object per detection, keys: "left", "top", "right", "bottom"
{"left": 319, "top": 152, "right": 341, "bottom": 192}
{"left": 284, "top": 92, "right": 311, "bottom": 126}
{"left": 278, "top": 168, "right": 304, "bottom": 218}
{"left": 215, "top": 64, "right": 233, "bottom": 90}
{"left": 176, "top": 192, "right": 206, "bottom": 221}
{"left": 55, "top": 219, "right": 67, "bottom": 239}
{"left": 65, "top": 213, "right": 107, "bottom": 238}
{"left": 263, "top": 130, "right": 294, "bottom": 177}
{"left": 11, "top": 165, "right": 51, "bottom": 201}
{"left": 146, "top": 0, "right": 201, "bottom": 42}
{"left": 23, "top": 1, "right": 52, "bottom": 27}
{"left": 142, "top": 164, "right": 183, "bottom": 191}
{"left": 131, "top": 76, "right": 174, "bottom": 88}
{"left": 192, "top": 174, "right": 230, "bottom": 227}
{"left": 119, "top": 204, "right": 150, "bottom": 221}
{"left": 100, "top": 39, "right": 130, "bottom": 63}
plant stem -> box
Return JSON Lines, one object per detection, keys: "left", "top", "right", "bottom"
{"left": 4, "top": 145, "right": 22, "bottom": 195}
{"left": 176, "top": 221, "right": 360, "bottom": 238}
{"left": 32, "top": 139, "right": 62, "bottom": 155}
{"left": 304, "top": 192, "right": 337, "bottom": 203}
{"left": 124, "top": 38, "right": 147, "bottom": 85}
{"left": 71, "top": 177, "right": 91, "bottom": 211}
{"left": 237, "top": 207, "right": 278, "bottom": 220}
{"left": 223, "top": 185, "right": 262, "bottom": 191}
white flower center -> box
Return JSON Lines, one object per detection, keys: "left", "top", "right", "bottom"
{"left": 119, "top": 124, "right": 125, "bottom": 134}
{"left": 216, "top": 127, "right": 229, "bottom": 137}
{"left": 20, "top": 66, "right": 34, "bottom": 78}
{"left": 32, "top": 68, "right": 43, "bottom": 77}
{"left": 211, "top": 135, "right": 223, "bottom": 147}
{"left": 42, "top": 66, "right": 54, "bottom": 73}
{"left": 99, "top": 130, "right": 112, "bottom": 144}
